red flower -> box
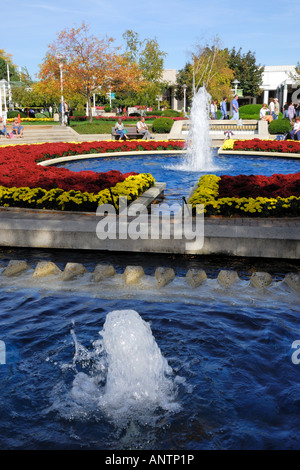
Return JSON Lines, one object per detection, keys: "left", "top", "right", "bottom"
{"left": 218, "top": 173, "right": 300, "bottom": 198}
{"left": 0, "top": 140, "right": 184, "bottom": 193}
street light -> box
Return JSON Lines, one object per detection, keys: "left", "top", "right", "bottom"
{"left": 157, "top": 95, "right": 160, "bottom": 110}
{"left": 182, "top": 84, "right": 187, "bottom": 113}
{"left": 57, "top": 54, "right": 66, "bottom": 126}
{"left": 0, "top": 79, "right": 7, "bottom": 121}
{"left": 232, "top": 79, "right": 240, "bottom": 96}
{"left": 6, "top": 63, "right": 13, "bottom": 109}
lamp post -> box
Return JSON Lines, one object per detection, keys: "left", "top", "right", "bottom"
{"left": 109, "top": 84, "right": 112, "bottom": 109}
{"left": 6, "top": 63, "right": 13, "bottom": 109}
{"left": 3, "top": 84, "right": 7, "bottom": 117}
{"left": 0, "top": 79, "right": 7, "bottom": 121}
{"left": 57, "top": 54, "right": 66, "bottom": 126}
{"left": 157, "top": 95, "right": 160, "bottom": 110}
{"left": 232, "top": 79, "right": 240, "bottom": 96}
{"left": 182, "top": 84, "right": 187, "bottom": 113}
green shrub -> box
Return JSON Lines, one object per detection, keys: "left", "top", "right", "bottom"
{"left": 268, "top": 119, "right": 292, "bottom": 135}
{"left": 72, "top": 109, "right": 85, "bottom": 117}
{"left": 146, "top": 110, "right": 162, "bottom": 116}
{"left": 7, "top": 110, "right": 26, "bottom": 118}
{"left": 161, "top": 109, "right": 181, "bottom": 117}
{"left": 239, "top": 104, "right": 262, "bottom": 116}
{"left": 238, "top": 104, "right": 261, "bottom": 120}
{"left": 35, "top": 112, "right": 48, "bottom": 118}
{"left": 152, "top": 117, "right": 173, "bottom": 133}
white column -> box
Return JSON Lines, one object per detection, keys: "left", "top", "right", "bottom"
{"left": 283, "top": 82, "right": 288, "bottom": 105}
{"left": 263, "top": 89, "right": 269, "bottom": 104}
{"left": 173, "top": 95, "right": 179, "bottom": 111}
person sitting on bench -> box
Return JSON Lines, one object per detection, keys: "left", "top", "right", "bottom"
{"left": 136, "top": 117, "right": 153, "bottom": 140}
{"left": 259, "top": 103, "right": 273, "bottom": 123}
{"left": 114, "top": 118, "right": 128, "bottom": 140}
{"left": 12, "top": 118, "right": 24, "bottom": 138}
{"left": 0, "top": 117, "right": 9, "bottom": 138}
{"left": 288, "top": 116, "right": 300, "bottom": 140}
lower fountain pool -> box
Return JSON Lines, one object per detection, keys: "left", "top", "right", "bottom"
{"left": 0, "top": 251, "right": 299, "bottom": 450}
{"left": 55, "top": 151, "right": 300, "bottom": 204}
{"left": 1, "top": 143, "right": 300, "bottom": 449}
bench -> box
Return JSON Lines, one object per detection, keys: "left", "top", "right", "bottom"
{"left": 111, "top": 127, "right": 143, "bottom": 140}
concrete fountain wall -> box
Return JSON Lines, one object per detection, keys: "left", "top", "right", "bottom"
{"left": 1, "top": 259, "right": 299, "bottom": 294}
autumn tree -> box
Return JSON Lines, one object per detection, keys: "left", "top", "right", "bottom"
{"left": 191, "top": 37, "right": 234, "bottom": 101}
{"left": 38, "top": 22, "right": 144, "bottom": 121}
{"left": 289, "top": 62, "right": 300, "bottom": 84}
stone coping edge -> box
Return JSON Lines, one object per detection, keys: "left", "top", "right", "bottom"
{"left": 38, "top": 150, "right": 186, "bottom": 166}
{"left": 218, "top": 149, "right": 300, "bottom": 159}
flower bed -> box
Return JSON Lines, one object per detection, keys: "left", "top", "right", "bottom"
{"left": 0, "top": 173, "right": 155, "bottom": 212}
{"left": 70, "top": 116, "right": 187, "bottom": 122}
{"left": 222, "top": 138, "right": 300, "bottom": 154}
{"left": 6, "top": 118, "right": 54, "bottom": 122}
{"left": 0, "top": 140, "right": 184, "bottom": 192}
{"left": 0, "top": 140, "right": 177, "bottom": 211}
{"left": 189, "top": 173, "right": 300, "bottom": 217}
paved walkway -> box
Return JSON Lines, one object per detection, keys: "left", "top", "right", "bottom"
{"left": 0, "top": 126, "right": 174, "bottom": 145}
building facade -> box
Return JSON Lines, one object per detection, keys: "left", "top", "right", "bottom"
{"left": 162, "top": 65, "right": 300, "bottom": 111}
{"left": 162, "top": 69, "right": 183, "bottom": 111}
{"left": 260, "top": 65, "right": 299, "bottom": 108}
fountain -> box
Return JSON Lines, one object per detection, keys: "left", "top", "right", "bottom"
{"left": 49, "top": 309, "right": 181, "bottom": 429}
{"left": 184, "top": 87, "right": 213, "bottom": 170}
{"left": 168, "top": 86, "right": 219, "bottom": 173}
{"left": 96, "top": 309, "right": 180, "bottom": 426}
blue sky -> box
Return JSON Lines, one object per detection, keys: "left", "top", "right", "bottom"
{"left": 2, "top": 0, "right": 299, "bottom": 79}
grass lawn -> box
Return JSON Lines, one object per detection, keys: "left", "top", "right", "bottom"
{"left": 70, "top": 119, "right": 155, "bottom": 134}
{"left": 17, "top": 121, "right": 61, "bottom": 126}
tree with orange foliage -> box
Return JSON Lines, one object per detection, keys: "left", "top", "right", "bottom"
{"left": 192, "top": 36, "right": 234, "bottom": 102}
{"left": 38, "top": 22, "right": 145, "bottom": 122}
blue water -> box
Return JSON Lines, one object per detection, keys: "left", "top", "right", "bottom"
{"left": 56, "top": 151, "right": 300, "bottom": 203}
{"left": 1, "top": 152, "right": 300, "bottom": 450}
{"left": 0, "top": 266, "right": 300, "bottom": 450}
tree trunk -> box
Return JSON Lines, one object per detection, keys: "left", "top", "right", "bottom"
{"left": 87, "top": 92, "right": 93, "bottom": 123}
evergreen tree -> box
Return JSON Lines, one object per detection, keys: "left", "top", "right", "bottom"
{"left": 227, "top": 47, "right": 264, "bottom": 97}
{"left": 0, "top": 57, "right": 19, "bottom": 82}
{"left": 175, "top": 63, "right": 193, "bottom": 107}
{"left": 122, "top": 30, "right": 167, "bottom": 108}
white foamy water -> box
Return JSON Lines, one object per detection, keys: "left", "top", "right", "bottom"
{"left": 48, "top": 310, "right": 181, "bottom": 427}
{"left": 167, "top": 87, "right": 220, "bottom": 172}
{"left": 99, "top": 310, "right": 177, "bottom": 408}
